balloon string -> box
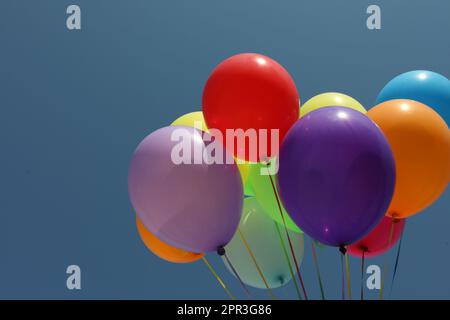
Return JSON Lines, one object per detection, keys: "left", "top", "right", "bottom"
{"left": 222, "top": 251, "right": 252, "bottom": 299}
{"left": 267, "top": 173, "right": 309, "bottom": 300}
{"left": 389, "top": 225, "right": 405, "bottom": 298}
{"left": 340, "top": 252, "right": 345, "bottom": 300}
{"left": 238, "top": 228, "right": 277, "bottom": 300}
{"left": 361, "top": 251, "right": 365, "bottom": 300}
{"left": 311, "top": 240, "right": 326, "bottom": 300}
{"left": 345, "top": 252, "right": 351, "bottom": 300}
{"left": 273, "top": 221, "right": 303, "bottom": 300}
{"left": 379, "top": 218, "right": 395, "bottom": 300}
{"left": 201, "top": 257, "right": 236, "bottom": 300}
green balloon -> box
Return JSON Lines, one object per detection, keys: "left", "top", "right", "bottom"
{"left": 223, "top": 198, "right": 304, "bottom": 289}
{"left": 248, "top": 162, "right": 302, "bottom": 233}
{"left": 244, "top": 179, "right": 255, "bottom": 196}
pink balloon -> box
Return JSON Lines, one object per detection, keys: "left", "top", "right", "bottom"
{"left": 128, "top": 126, "right": 243, "bottom": 253}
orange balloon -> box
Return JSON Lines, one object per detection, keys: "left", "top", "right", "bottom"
{"left": 136, "top": 217, "right": 204, "bottom": 263}
{"left": 368, "top": 99, "right": 450, "bottom": 219}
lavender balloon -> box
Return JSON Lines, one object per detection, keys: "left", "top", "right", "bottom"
{"left": 128, "top": 126, "right": 243, "bottom": 253}
{"left": 278, "top": 107, "right": 395, "bottom": 247}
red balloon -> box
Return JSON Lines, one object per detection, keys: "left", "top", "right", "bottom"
{"left": 202, "top": 53, "right": 299, "bottom": 162}
{"left": 347, "top": 216, "right": 405, "bottom": 258}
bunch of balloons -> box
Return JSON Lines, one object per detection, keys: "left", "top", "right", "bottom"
{"left": 128, "top": 53, "right": 450, "bottom": 299}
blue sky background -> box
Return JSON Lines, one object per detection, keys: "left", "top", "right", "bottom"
{"left": 0, "top": 0, "right": 449, "bottom": 299}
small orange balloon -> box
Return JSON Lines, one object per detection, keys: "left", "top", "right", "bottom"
{"left": 136, "top": 217, "right": 204, "bottom": 263}
{"left": 368, "top": 99, "right": 450, "bottom": 219}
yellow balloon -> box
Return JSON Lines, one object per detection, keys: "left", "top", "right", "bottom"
{"left": 236, "top": 162, "right": 257, "bottom": 196}
{"left": 237, "top": 162, "right": 250, "bottom": 183}
{"left": 171, "top": 111, "right": 208, "bottom": 131}
{"left": 300, "top": 92, "right": 366, "bottom": 117}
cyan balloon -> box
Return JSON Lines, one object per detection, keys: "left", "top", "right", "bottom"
{"left": 376, "top": 70, "right": 450, "bottom": 124}
{"left": 223, "top": 198, "right": 304, "bottom": 289}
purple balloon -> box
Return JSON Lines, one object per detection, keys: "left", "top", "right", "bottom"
{"left": 128, "top": 126, "right": 243, "bottom": 253}
{"left": 278, "top": 107, "right": 395, "bottom": 247}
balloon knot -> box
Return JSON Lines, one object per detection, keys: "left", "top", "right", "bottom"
{"left": 217, "top": 246, "right": 226, "bottom": 256}
{"left": 389, "top": 211, "right": 400, "bottom": 220}
{"left": 360, "top": 245, "right": 369, "bottom": 252}
{"left": 392, "top": 218, "right": 401, "bottom": 224}
{"left": 339, "top": 246, "right": 347, "bottom": 255}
